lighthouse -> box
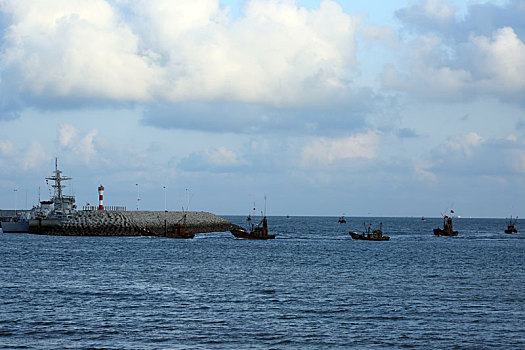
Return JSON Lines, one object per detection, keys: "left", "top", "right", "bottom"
{"left": 98, "top": 185, "right": 104, "bottom": 210}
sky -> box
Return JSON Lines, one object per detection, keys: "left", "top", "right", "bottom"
{"left": 0, "top": 0, "right": 524, "bottom": 218}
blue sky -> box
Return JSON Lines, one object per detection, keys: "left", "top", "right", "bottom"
{"left": 1, "top": 0, "right": 524, "bottom": 217}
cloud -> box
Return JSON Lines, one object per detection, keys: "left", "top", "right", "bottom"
{"left": 0, "top": 0, "right": 360, "bottom": 110}
{"left": 0, "top": 141, "right": 13, "bottom": 155}
{"left": 386, "top": 0, "right": 525, "bottom": 104}
{"left": 361, "top": 24, "right": 398, "bottom": 48}
{"left": 59, "top": 124, "right": 78, "bottom": 147}
{"left": 424, "top": 132, "right": 525, "bottom": 178}
{"left": 0, "top": 96, "right": 21, "bottom": 120}
{"left": 515, "top": 150, "right": 525, "bottom": 173}
{"left": 141, "top": 89, "right": 376, "bottom": 135}
{"left": 395, "top": 0, "right": 455, "bottom": 33}
{"left": 1, "top": 0, "right": 158, "bottom": 102}
{"left": 383, "top": 28, "right": 525, "bottom": 102}
{"left": 22, "top": 142, "right": 49, "bottom": 170}
{"left": 397, "top": 128, "right": 419, "bottom": 138}
{"left": 467, "top": 27, "right": 525, "bottom": 93}
{"left": 445, "top": 132, "right": 484, "bottom": 157}
{"left": 414, "top": 160, "right": 438, "bottom": 182}
{"left": 178, "top": 146, "right": 244, "bottom": 172}
{"left": 203, "top": 147, "right": 241, "bottom": 167}
{"left": 516, "top": 119, "right": 525, "bottom": 130}
{"left": 301, "top": 131, "right": 379, "bottom": 167}
{"left": 57, "top": 124, "right": 98, "bottom": 164}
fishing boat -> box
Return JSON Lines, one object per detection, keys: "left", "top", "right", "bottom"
{"left": 231, "top": 197, "right": 275, "bottom": 239}
{"left": 165, "top": 223, "right": 194, "bottom": 238}
{"left": 349, "top": 222, "right": 389, "bottom": 241}
{"left": 231, "top": 216, "right": 275, "bottom": 239}
{"left": 504, "top": 216, "right": 518, "bottom": 234}
{"left": 164, "top": 214, "right": 194, "bottom": 238}
{"left": 433, "top": 210, "right": 458, "bottom": 236}
{"left": 338, "top": 215, "right": 346, "bottom": 224}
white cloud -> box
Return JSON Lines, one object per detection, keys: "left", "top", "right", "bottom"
{"left": 515, "top": 150, "right": 525, "bottom": 173}
{"left": 178, "top": 146, "right": 245, "bottom": 172}
{"left": 468, "top": 27, "right": 525, "bottom": 93}
{"left": 414, "top": 160, "right": 438, "bottom": 182}
{"left": 383, "top": 27, "right": 525, "bottom": 101}
{"left": 202, "top": 147, "right": 241, "bottom": 166}
{"left": 78, "top": 129, "right": 98, "bottom": 163}
{"left": 388, "top": 2, "right": 525, "bottom": 103}
{"left": 22, "top": 142, "right": 49, "bottom": 170}
{"left": 0, "top": 141, "right": 13, "bottom": 154}
{"left": 445, "top": 132, "right": 484, "bottom": 157}
{"left": 57, "top": 124, "right": 98, "bottom": 164}
{"left": 395, "top": 0, "right": 455, "bottom": 31}
{"left": 301, "top": 131, "right": 379, "bottom": 167}
{"left": 58, "top": 124, "right": 78, "bottom": 147}
{"left": 381, "top": 34, "right": 471, "bottom": 99}
{"left": 362, "top": 24, "right": 398, "bottom": 48}
{"left": 420, "top": 0, "right": 455, "bottom": 22}
{"left": 1, "top": 0, "right": 159, "bottom": 101}
{"left": 0, "top": 0, "right": 360, "bottom": 107}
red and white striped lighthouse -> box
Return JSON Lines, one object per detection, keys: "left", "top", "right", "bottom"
{"left": 98, "top": 185, "right": 104, "bottom": 210}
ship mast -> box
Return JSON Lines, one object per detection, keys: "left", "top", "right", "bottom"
{"left": 46, "top": 158, "right": 71, "bottom": 200}
{"left": 44, "top": 157, "right": 75, "bottom": 215}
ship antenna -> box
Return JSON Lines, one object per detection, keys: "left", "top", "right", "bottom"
{"left": 264, "top": 195, "right": 267, "bottom": 217}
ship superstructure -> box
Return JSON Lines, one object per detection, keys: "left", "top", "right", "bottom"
{"left": 40, "top": 158, "right": 76, "bottom": 218}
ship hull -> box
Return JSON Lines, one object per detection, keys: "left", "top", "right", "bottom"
{"left": 433, "top": 228, "right": 458, "bottom": 237}
{"left": 165, "top": 224, "right": 194, "bottom": 239}
{"left": 230, "top": 228, "right": 275, "bottom": 240}
{"left": 1, "top": 221, "right": 29, "bottom": 233}
{"left": 349, "top": 232, "right": 389, "bottom": 241}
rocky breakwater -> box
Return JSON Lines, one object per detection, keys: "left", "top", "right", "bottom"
{"left": 28, "top": 211, "right": 241, "bottom": 236}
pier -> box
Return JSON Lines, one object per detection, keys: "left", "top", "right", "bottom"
{"left": 27, "top": 210, "right": 241, "bottom": 236}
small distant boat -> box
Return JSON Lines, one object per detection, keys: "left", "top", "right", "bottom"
{"left": 504, "top": 216, "right": 518, "bottom": 234}
{"left": 434, "top": 210, "right": 458, "bottom": 236}
{"left": 349, "top": 222, "right": 389, "bottom": 241}
{"left": 338, "top": 215, "right": 346, "bottom": 224}
{"left": 421, "top": 216, "right": 425, "bottom": 221}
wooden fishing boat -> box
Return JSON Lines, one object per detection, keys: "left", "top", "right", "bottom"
{"left": 231, "top": 216, "right": 275, "bottom": 239}
{"left": 232, "top": 197, "right": 275, "bottom": 239}
{"left": 504, "top": 216, "right": 518, "bottom": 234}
{"left": 349, "top": 231, "right": 389, "bottom": 241}
{"left": 164, "top": 214, "right": 194, "bottom": 238}
{"left": 338, "top": 215, "right": 346, "bottom": 224}
{"left": 434, "top": 211, "right": 458, "bottom": 236}
{"left": 349, "top": 222, "right": 389, "bottom": 241}
{"left": 166, "top": 223, "right": 194, "bottom": 239}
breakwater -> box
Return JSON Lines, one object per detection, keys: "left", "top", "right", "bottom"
{"left": 28, "top": 211, "right": 241, "bottom": 236}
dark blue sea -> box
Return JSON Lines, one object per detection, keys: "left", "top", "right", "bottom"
{"left": 1, "top": 217, "right": 524, "bottom": 349}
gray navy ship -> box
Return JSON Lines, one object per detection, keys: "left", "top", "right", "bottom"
{"left": 1, "top": 158, "right": 76, "bottom": 233}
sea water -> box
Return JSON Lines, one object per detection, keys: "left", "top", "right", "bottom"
{"left": 1, "top": 216, "right": 524, "bottom": 349}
